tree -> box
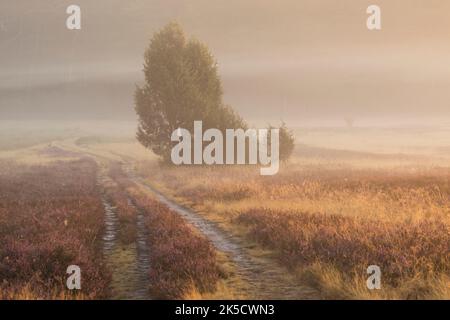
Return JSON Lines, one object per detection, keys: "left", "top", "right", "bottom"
{"left": 266, "top": 122, "right": 295, "bottom": 162}
{"left": 344, "top": 116, "right": 355, "bottom": 128}
{"left": 135, "top": 22, "right": 243, "bottom": 162}
{"left": 135, "top": 22, "right": 295, "bottom": 164}
{"left": 278, "top": 123, "right": 295, "bottom": 161}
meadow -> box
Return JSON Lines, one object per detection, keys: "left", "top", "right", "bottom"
{"left": 136, "top": 143, "right": 450, "bottom": 299}
{"left": 0, "top": 132, "right": 225, "bottom": 299}
{"left": 0, "top": 123, "right": 449, "bottom": 299}
{"left": 107, "top": 162, "right": 223, "bottom": 299}
{"left": 0, "top": 159, "right": 110, "bottom": 299}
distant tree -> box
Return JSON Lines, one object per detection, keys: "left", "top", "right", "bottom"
{"left": 278, "top": 123, "right": 295, "bottom": 161}
{"left": 266, "top": 122, "right": 295, "bottom": 162}
{"left": 344, "top": 116, "right": 355, "bottom": 128}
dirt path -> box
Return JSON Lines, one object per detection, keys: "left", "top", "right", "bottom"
{"left": 58, "top": 139, "right": 319, "bottom": 299}
{"left": 98, "top": 166, "right": 152, "bottom": 300}
{"left": 122, "top": 163, "right": 319, "bottom": 300}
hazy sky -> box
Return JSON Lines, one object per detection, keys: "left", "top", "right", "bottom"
{"left": 1, "top": 0, "right": 450, "bottom": 125}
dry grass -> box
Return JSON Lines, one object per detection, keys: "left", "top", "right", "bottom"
{"left": 108, "top": 164, "right": 224, "bottom": 299}
{"left": 238, "top": 209, "right": 449, "bottom": 299}
{"left": 136, "top": 159, "right": 450, "bottom": 299}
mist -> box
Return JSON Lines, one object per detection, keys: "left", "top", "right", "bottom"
{"left": 1, "top": 0, "right": 450, "bottom": 126}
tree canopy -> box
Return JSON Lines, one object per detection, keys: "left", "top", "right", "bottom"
{"left": 135, "top": 22, "right": 293, "bottom": 163}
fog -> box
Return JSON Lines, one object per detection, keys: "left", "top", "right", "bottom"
{"left": 1, "top": 0, "right": 450, "bottom": 126}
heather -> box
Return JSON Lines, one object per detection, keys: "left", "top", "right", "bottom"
{"left": 0, "top": 159, "right": 110, "bottom": 299}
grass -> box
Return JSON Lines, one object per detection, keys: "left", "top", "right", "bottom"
{"left": 134, "top": 190, "right": 224, "bottom": 299}
{"left": 1, "top": 129, "right": 448, "bottom": 300}
{"left": 0, "top": 159, "right": 110, "bottom": 299}
{"left": 0, "top": 150, "right": 225, "bottom": 300}
{"left": 136, "top": 158, "right": 450, "bottom": 299}
{"left": 238, "top": 209, "right": 449, "bottom": 299}
{"left": 107, "top": 163, "right": 224, "bottom": 299}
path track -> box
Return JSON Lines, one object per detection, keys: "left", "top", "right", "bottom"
{"left": 59, "top": 139, "right": 319, "bottom": 299}
{"left": 98, "top": 167, "right": 152, "bottom": 299}
{"left": 122, "top": 163, "right": 319, "bottom": 299}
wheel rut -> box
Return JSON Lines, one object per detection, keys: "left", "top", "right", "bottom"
{"left": 98, "top": 170, "right": 152, "bottom": 300}
{"left": 122, "top": 164, "right": 319, "bottom": 300}
{"left": 57, "top": 140, "right": 319, "bottom": 299}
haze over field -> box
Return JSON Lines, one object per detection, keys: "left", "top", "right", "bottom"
{"left": 1, "top": 0, "right": 450, "bottom": 126}
{"left": 0, "top": 1, "right": 449, "bottom": 301}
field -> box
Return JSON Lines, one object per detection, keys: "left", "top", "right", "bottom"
{"left": 0, "top": 159, "right": 109, "bottom": 299}
{"left": 0, "top": 139, "right": 224, "bottom": 299}
{"left": 134, "top": 126, "right": 450, "bottom": 299}
{"left": 137, "top": 163, "right": 449, "bottom": 299}
{"left": 0, "top": 123, "right": 449, "bottom": 299}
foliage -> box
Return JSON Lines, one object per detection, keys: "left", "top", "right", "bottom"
{"left": 135, "top": 22, "right": 294, "bottom": 163}
{"left": 135, "top": 22, "right": 244, "bottom": 162}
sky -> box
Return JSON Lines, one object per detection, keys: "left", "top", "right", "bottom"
{"left": 1, "top": 0, "right": 450, "bottom": 126}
